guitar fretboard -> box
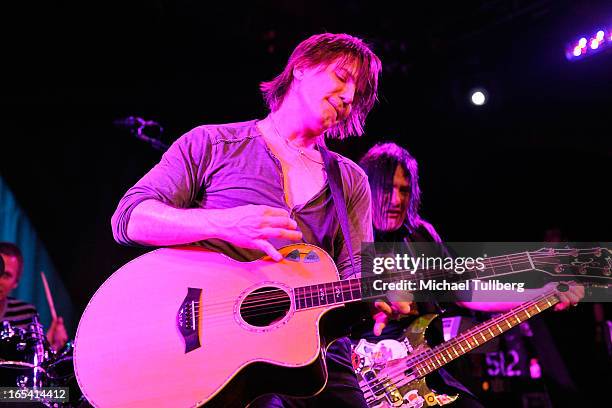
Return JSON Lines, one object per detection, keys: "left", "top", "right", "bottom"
{"left": 293, "top": 252, "right": 537, "bottom": 310}
{"left": 408, "top": 291, "right": 559, "bottom": 377}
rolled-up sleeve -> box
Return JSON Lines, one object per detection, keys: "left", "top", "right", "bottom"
{"left": 111, "top": 127, "right": 212, "bottom": 246}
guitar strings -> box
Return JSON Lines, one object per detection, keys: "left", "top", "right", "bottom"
{"left": 196, "top": 281, "right": 567, "bottom": 329}
{"left": 192, "top": 251, "right": 599, "bottom": 322}
{"left": 202, "top": 252, "right": 593, "bottom": 316}
{"left": 205, "top": 249, "right": 597, "bottom": 306}
{"left": 202, "top": 277, "right": 588, "bottom": 323}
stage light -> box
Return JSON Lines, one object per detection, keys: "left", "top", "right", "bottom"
{"left": 470, "top": 90, "right": 486, "bottom": 106}
{"left": 566, "top": 28, "right": 611, "bottom": 60}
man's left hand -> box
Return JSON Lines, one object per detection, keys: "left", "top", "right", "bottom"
{"left": 553, "top": 282, "right": 585, "bottom": 311}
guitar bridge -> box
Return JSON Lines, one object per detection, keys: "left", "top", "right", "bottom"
{"left": 177, "top": 287, "right": 202, "bottom": 353}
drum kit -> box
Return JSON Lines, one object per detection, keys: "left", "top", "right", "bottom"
{"left": 0, "top": 317, "right": 87, "bottom": 407}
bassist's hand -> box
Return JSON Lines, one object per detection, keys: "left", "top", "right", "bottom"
{"left": 371, "top": 300, "right": 413, "bottom": 336}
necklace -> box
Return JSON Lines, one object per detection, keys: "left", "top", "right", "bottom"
{"left": 270, "top": 115, "right": 325, "bottom": 207}
{"left": 269, "top": 115, "right": 324, "bottom": 165}
{"left": 268, "top": 115, "right": 325, "bottom": 192}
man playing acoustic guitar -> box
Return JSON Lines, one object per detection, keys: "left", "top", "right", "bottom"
{"left": 111, "top": 33, "right": 396, "bottom": 407}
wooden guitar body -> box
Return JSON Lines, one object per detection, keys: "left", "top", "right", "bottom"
{"left": 74, "top": 244, "right": 344, "bottom": 407}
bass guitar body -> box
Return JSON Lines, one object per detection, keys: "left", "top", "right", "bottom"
{"left": 74, "top": 244, "right": 345, "bottom": 407}
{"left": 353, "top": 315, "right": 458, "bottom": 408}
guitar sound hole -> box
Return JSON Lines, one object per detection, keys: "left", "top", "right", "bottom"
{"left": 241, "top": 286, "right": 291, "bottom": 327}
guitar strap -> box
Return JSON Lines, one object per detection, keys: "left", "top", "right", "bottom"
{"left": 319, "top": 145, "right": 358, "bottom": 279}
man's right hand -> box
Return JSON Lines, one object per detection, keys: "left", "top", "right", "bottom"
{"left": 126, "top": 200, "right": 301, "bottom": 259}
{"left": 214, "top": 205, "right": 302, "bottom": 261}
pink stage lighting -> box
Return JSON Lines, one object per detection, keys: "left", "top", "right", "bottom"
{"left": 566, "top": 28, "right": 610, "bottom": 61}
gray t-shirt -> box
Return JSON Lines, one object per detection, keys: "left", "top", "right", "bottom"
{"left": 111, "top": 119, "right": 372, "bottom": 279}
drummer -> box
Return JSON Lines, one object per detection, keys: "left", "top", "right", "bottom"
{"left": 0, "top": 242, "right": 68, "bottom": 351}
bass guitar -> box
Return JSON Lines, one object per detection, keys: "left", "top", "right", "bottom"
{"left": 353, "top": 281, "right": 610, "bottom": 407}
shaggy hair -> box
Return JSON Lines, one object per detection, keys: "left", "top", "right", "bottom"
{"left": 260, "top": 33, "right": 382, "bottom": 140}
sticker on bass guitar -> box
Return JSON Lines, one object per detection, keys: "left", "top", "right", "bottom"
{"left": 435, "top": 393, "right": 458, "bottom": 406}
{"left": 353, "top": 338, "right": 410, "bottom": 370}
{"left": 403, "top": 389, "right": 425, "bottom": 408}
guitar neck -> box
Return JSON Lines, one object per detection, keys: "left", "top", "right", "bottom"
{"left": 292, "top": 251, "right": 537, "bottom": 310}
{"left": 410, "top": 290, "right": 559, "bottom": 377}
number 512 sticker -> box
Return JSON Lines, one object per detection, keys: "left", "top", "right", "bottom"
{"left": 485, "top": 350, "right": 522, "bottom": 377}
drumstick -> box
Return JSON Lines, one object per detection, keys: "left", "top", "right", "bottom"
{"left": 40, "top": 271, "right": 57, "bottom": 320}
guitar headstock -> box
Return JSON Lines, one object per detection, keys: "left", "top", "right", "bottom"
{"left": 530, "top": 246, "right": 612, "bottom": 281}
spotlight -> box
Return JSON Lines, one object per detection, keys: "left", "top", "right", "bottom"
{"left": 591, "top": 39, "right": 600, "bottom": 49}
{"left": 470, "top": 90, "right": 487, "bottom": 106}
{"left": 573, "top": 45, "right": 582, "bottom": 57}
{"left": 596, "top": 30, "right": 605, "bottom": 41}
{"left": 579, "top": 37, "right": 587, "bottom": 48}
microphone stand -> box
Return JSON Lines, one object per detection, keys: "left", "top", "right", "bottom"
{"left": 134, "top": 126, "right": 168, "bottom": 151}
{"left": 115, "top": 116, "right": 169, "bottom": 151}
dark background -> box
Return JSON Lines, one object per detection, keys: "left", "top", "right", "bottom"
{"left": 1, "top": 0, "right": 610, "bottom": 405}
